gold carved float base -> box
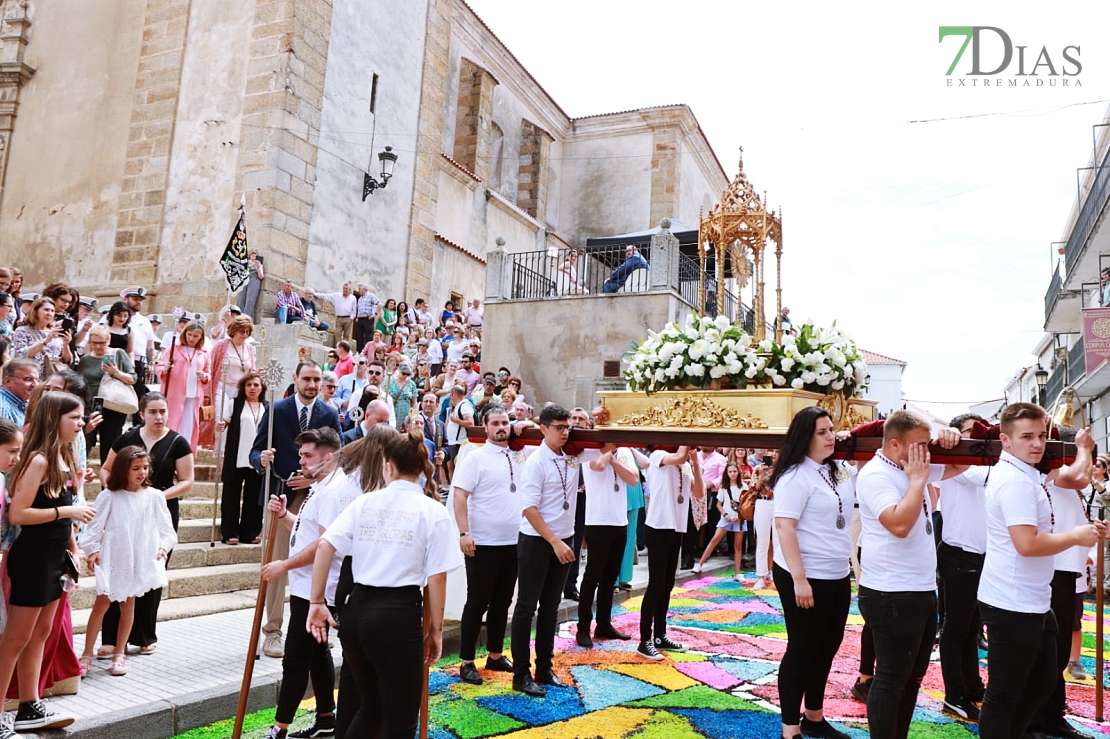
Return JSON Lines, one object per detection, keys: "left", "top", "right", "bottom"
{"left": 597, "top": 388, "right": 876, "bottom": 434}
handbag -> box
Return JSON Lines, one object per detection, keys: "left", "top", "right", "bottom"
{"left": 199, "top": 403, "right": 216, "bottom": 422}
{"left": 99, "top": 351, "right": 139, "bottom": 414}
{"left": 739, "top": 488, "right": 757, "bottom": 522}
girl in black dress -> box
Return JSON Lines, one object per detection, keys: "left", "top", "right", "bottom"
{"left": 0, "top": 392, "right": 95, "bottom": 735}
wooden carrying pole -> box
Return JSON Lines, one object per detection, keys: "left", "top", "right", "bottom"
{"left": 231, "top": 357, "right": 284, "bottom": 739}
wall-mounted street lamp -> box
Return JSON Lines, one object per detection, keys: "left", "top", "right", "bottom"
{"left": 1034, "top": 363, "right": 1049, "bottom": 407}
{"left": 363, "top": 146, "right": 398, "bottom": 200}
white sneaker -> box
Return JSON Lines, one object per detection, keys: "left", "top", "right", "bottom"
{"left": 733, "top": 574, "right": 743, "bottom": 583}
{"left": 691, "top": 562, "right": 703, "bottom": 574}
{"left": 751, "top": 578, "right": 766, "bottom": 591}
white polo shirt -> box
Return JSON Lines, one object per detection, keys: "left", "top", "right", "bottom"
{"left": 978, "top": 452, "right": 1055, "bottom": 613}
{"left": 772, "top": 458, "right": 856, "bottom": 580}
{"left": 857, "top": 453, "right": 944, "bottom": 592}
{"left": 129, "top": 312, "right": 156, "bottom": 360}
{"left": 1051, "top": 481, "right": 1091, "bottom": 576}
{"left": 580, "top": 449, "right": 629, "bottom": 527}
{"left": 451, "top": 442, "right": 527, "bottom": 546}
{"left": 939, "top": 466, "right": 990, "bottom": 554}
{"left": 287, "top": 468, "right": 349, "bottom": 604}
{"left": 519, "top": 442, "right": 580, "bottom": 540}
{"left": 322, "top": 479, "right": 463, "bottom": 588}
{"left": 645, "top": 450, "right": 693, "bottom": 533}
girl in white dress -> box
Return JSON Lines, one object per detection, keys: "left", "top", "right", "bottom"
{"left": 78, "top": 445, "right": 177, "bottom": 677}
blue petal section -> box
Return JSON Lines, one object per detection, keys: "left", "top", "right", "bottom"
{"left": 708, "top": 657, "right": 778, "bottom": 682}
{"left": 672, "top": 708, "right": 783, "bottom": 738}
{"left": 569, "top": 665, "right": 664, "bottom": 712}
{"left": 429, "top": 671, "right": 460, "bottom": 695}
{"left": 475, "top": 684, "right": 585, "bottom": 725}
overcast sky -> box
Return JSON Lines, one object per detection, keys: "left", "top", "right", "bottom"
{"left": 466, "top": 0, "right": 1110, "bottom": 412}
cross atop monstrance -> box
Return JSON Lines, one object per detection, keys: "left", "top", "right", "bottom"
{"left": 698, "top": 147, "right": 783, "bottom": 343}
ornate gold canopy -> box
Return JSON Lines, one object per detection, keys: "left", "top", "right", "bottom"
{"left": 698, "top": 150, "right": 783, "bottom": 342}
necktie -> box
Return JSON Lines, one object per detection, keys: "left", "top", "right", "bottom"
{"left": 425, "top": 416, "right": 434, "bottom": 440}
{"left": 299, "top": 405, "right": 309, "bottom": 431}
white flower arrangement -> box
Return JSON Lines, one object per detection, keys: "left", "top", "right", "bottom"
{"left": 623, "top": 312, "right": 868, "bottom": 398}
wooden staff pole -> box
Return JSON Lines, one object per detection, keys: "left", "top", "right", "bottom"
{"left": 1098, "top": 505, "right": 1106, "bottom": 721}
{"left": 232, "top": 357, "right": 284, "bottom": 739}
{"left": 421, "top": 586, "right": 431, "bottom": 739}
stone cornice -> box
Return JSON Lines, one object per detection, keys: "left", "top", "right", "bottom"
{"left": 439, "top": 153, "right": 481, "bottom": 188}
{"left": 488, "top": 188, "right": 543, "bottom": 232}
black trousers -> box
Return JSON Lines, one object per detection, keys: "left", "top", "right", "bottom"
{"left": 936, "top": 542, "right": 985, "bottom": 703}
{"left": 511, "top": 533, "right": 572, "bottom": 678}
{"left": 1030, "top": 570, "right": 1081, "bottom": 731}
{"left": 680, "top": 507, "right": 700, "bottom": 566}
{"left": 341, "top": 585, "right": 423, "bottom": 739}
{"left": 460, "top": 545, "right": 517, "bottom": 661}
{"left": 857, "top": 548, "right": 875, "bottom": 677}
{"left": 857, "top": 587, "right": 937, "bottom": 739}
{"left": 578, "top": 525, "right": 627, "bottom": 631}
{"left": 102, "top": 498, "right": 179, "bottom": 647}
{"left": 979, "top": 602, "right": 1058, "bottom": 739}
{"left": 276, "top": 596, "right": 335, "bottom": 724}
{"left": 565, "top": 491, "right": 587, "bottom": 593}
{"left": 355, "top": 317, "right": 375, "bottom": 351}
{"left": 221, "top": 465, "right": 263, "bottom": 543}
{"left": 640, "top": 525, "right": 682, "bottom": 643}
{"left": 773, "top": 564, "right": 851, "bottom": 725}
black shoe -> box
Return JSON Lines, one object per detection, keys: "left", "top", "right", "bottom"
{"left": 13, "top": 700, "right": 74, "bottom": 730}
{"left": 654, "top": 635, "right": 687, "bottom": 652}
{"left": 849, "top": 677, "right": 871, "bottom": 703}
{"left": 459, "top": 661, "right": 483, "bottom": 685}
{"left": 1045, "top": 721, "right": 1095, "bottom": 739}
{"left": 594, "top": 624, "right": 632, "bottom": 640}
{"left": 681, "top": 559, "right": 694, "bottom": 570}
{"left": 535, "top": 669, "right": 568, "bottom": 688}
{"left": 575, "top": 628, "right": 593, "bottom": 648}
{"left": 289, "top": 712, "right": 336, "bottom": 738}
{"left": 800, "top": 717, "right": 850, "bottom": 739}
{"left": 563, "top": 587, "right": 579, "bottom": 601}
{"left": 1025, "top": 732, "right": 1050, "bottom": 739}
{"left": 618, "top": 581, "right": 633, "bottom": 591}
{"left": 485, "top": 655, "right": 513, "bottom": 672}
{"left": 942, "top": 699, "right": 980, "bottom": 722}
{"left": 636, "top": 640, "right": 664, "bottom": 661}
{"left": 512, "top": 675, "right": 546, "bottom": 697}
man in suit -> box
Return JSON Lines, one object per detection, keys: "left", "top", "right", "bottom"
{"left": 339, "top": 397, "right": 392, "bottom": 445}
{"left": 419, "top": 392, "right": 447, "bottom": 451}
{"left": 251, "top": 360, "right": 342, "bottom": 658}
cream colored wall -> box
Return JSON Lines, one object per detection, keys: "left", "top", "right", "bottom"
{"left": 430, "top": 245, "right": 486, "bottom": 310}
{"left": 679, "top": 138, "right": 720, "bottom": 226}
{"left": 158, "top": 0, "right": 254, "bottom": 293}
{"left": 483, "top": 291, "right": 689, "bottom": 409}
{"left": 556, "top": 131, "right": 653, "bottom": 246}
{"left": 0, "top": 0, "right": 146, "bottom": 288}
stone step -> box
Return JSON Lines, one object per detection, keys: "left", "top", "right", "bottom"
{"left": 86, "top": 479, "right": 219, "bottom": 501}
{"left": 69, "top": 562, "right": 262, "bottom": 610}
{"left": 78, "top": 541, "right": 262, "bottom": 577}
{"left": 177, "top": 518, "right": 227, "bottom": 544}
{"left": 71, "top": 588, "right": 277, "bottom": 635}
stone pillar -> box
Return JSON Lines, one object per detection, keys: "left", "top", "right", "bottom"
{"left": 232, "top": 0, "right": 334, "bottom": 316}
{"left": 484, "top": 236, "right": 509, "bottom": 302}
{"left": 649, "top": 217, "right": 679, "bottom": 291}
{"left": 516, "top": 120, "right": 552, "bottom": 221}
{"left": 403, "top": 0, "right": 452, "bottom": 302}
{"left": 0, "top": 1, "right": 33, "bottom": 218}
{"left": 649, "top": 126, "right": 679, "bottom": 228}
{"left": 111, "top": 0, "right": 193, "bottom": 288}
{"left": 451, "top": 58, "right": 498, "bottom": 180}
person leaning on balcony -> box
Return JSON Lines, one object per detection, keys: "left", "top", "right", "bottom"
{"left": 557, "top": 250, "right": 589, "bottom": 295}
{"left": 1100, "top": 267, "right": 1110, "bottom": 307}
{"left": 602, "top": 245, "right": 650, "bottom": 294}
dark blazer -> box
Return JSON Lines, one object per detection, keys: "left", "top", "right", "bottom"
{"left": 418, "top": 414, "right": 447, "bottom": 451}
{"left": 222, "top": 395, "right": 269, "bottom": 482}
{"left": 340, "top": 423, "right": 366, "bottom": 447}
{"left": 250, "top": 396, "right": 342, "bottom": 482}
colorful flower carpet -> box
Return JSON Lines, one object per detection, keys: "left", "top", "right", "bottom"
{"left": 424, "top": 573, "right": 1110, "bottom": 739}
{"left": 173, "top": 572, "right": 1110, "bottom": 738}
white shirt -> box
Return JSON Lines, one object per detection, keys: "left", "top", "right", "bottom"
{"left": 446, "top": 340, "right": 468, "bottom": 362}
{"left": 318, "top": 292, "right": 357, "bottom": 318}
{"left": 938, "top": 466, "right": 990, "bottom": 554}
{"left": 323, "top": 479, "right": 462, "bottom": 587}
{"left": 445, "top": 398, "right": 474, "bottom": 445}
{"left": 519, "top": 442, "right": 579, "bottom": 540}
{"left": 425, "top": 340, "right": 443, "bottom": 363}
{"left": 294, "top": 396, "right": 317, "bottom": 427}
{"left": 128, "top": 312, "right": 156, "bottom": 360}
{"left": 645, "top": 450, "right": 693, "bottom": 533}
{"left": 287, "top": 469, "right": 348, "bottom": 604}
{"left": 717, "top": 484, "right": 746, "bottom": 521}
{"left": 1051, "top": 481, "right": 1091, "bottom": 575}
{"left": 857, "top": 453, "right": 945, "bottom": 592}
{"left": 979, "top": 452, "right": 1055, "bottom": 613}
{"left": 580, "top": 449, "right": 629, "bottom": 527}
{"left": 772, "top": 458, "right": 856, "bottom": 580}
{"left": 235, "top": 401, "right": 263, "bottom": 468}
{"left": 452, "top": 443, "right": 527, "bottom": 546}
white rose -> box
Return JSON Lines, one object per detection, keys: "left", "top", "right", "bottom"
{"left": 709, "top": 365, "right": 727, "bottom": 379}
{"left": 816, "top": 363, "right": 831, "bottom": 375}
{"left": 744, "top": 366, "right": 759, "bottom": 379}
{"left": 687, "top": 362, "right": 706, "bottom": 377}
{"left": 832, "top": 379, "right": 845, "bottom": 390}
{"left": 727, "top": 361, "right": 743, "bottom": 375}
{"left": 714, "top": 314, "right": 731, "bottom": 331}
{"left": 658, "top": 345, "right": 674, "bottom": 362}
{"left": 801, "top": 371, "right": 816, "bottom": 383}
{"left": 782, "top": 334, "right": 797, "bottom": 346}
{"left": 758, "top": 339, "right": 773, "bottom": 352}
{"left": 724, "top": 352, "right": 739, "bottom": 364}
{"left": 779, "top": 357, "right": 795, "bottom": 372}
{"left": 654, "top": 369, "right": 666, "bottom": 382}
{"left": 816, "top": 374, "right": 832, "bottom": 386}
{"left": 664, "top": 365, "right": 681, "bottom": 379}
{"left": 790, "top": 377, "right": 803, "bottom": 389}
